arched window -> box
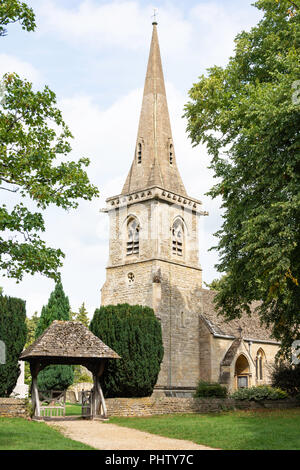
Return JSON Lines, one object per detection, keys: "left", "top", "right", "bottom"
{"left": 172, "top": 218, "right": 184, "bottom": 257}
{"left": 256, "top": 349, "right": 265, "bottom": 380}
{"left": 137, "top": 143, "right": 142, "bottom": 164}
{"left": 169, "top": 144, "right": 173, "bottom": 165}
{"left": 127, "top": 218, "right": 140, "bottom": 256}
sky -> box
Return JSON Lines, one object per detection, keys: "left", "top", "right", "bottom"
{"left": 0, "top": 0, "right": 263, "bottom": 319}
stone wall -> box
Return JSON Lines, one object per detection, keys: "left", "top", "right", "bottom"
{"left": 106, "top": 397, "right": 299, "bottom": 417}
{"left": 0, "top": 398, "right": 28, "bottom": 417}
{"left": 210, "top": 337, "right": 280, "bottom": 392}
{"left": 66, "top": 382, "right": 93, "bottom": 403}
{"left": 101, "top": 192, "right": 204, "bottom": 392}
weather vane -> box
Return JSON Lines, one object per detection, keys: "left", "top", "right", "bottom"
{"left": 152, "top": 8, "right": 158, "bottom": 24}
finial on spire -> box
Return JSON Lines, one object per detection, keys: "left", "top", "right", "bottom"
{"left": 152, "top": 8, "right": 158, "bottom": 25}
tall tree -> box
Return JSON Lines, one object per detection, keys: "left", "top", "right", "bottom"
{"left": 184, "top": 0, "right": 300, "bottom": 355}
{"left": 0, "top": 294, "right": 27, "bottom": 396}
{"left": 73, "top": 302, "right": 89, "bottom": 327}
{"left": 35, "top": 281, "right": 74, "bottom": 390}
{"left": 90, "top": 304, "right": 164, "bottom": 398}
{"left": 25, "top": 311, "right": 39, "bottom": 348}
{"left": 35, "top": 281, "right": 71, "bottom": 338}
{"left": 0, "top": 1, "right": 99, "bottom": 281}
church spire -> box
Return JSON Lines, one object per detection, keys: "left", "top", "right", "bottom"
{"left": 122, "top": 22, "right": 187, "bottom": 196}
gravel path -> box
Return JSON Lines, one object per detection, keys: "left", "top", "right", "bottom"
{"left": 48, "top": 419, "right": 216, "bottom": 450}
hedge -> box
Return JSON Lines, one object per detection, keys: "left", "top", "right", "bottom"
{"left": 90, "top": 304, "right": 164, "bottom": 397}
{"left": 0, "top": 295, "right": 27, "bottom": 396}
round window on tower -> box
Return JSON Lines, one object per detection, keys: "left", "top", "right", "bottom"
{"left": 127, "top": 272, "right": 135, "bottom": 285}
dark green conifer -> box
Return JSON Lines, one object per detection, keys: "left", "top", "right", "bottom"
{"left": 90, "top": 304, "right": 164, "bottom": 397}
{"left": 35, "top": 281, "right": 74, "bottom": 391}
{"left": 0, "top": 295, "right": 27, "bottom": 396}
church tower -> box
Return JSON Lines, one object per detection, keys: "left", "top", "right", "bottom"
{"left": 101, "top": 21, "right": 208, "bottom": 393}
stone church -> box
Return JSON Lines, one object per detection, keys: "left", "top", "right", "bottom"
{"left": 101, "top": 21, "right": 279, "bottom": 395}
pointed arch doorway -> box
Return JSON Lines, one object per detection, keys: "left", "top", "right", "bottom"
{"left": 235, "top": 354, "right": 251, "bottom": 389}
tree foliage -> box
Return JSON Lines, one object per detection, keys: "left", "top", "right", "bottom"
{"left": 72, "top": 302, "right": 89, "bottom": 327}
{"left": 0, "top": 294, "right": 27, "bottom": 396}
{"left": 0, "top": 0, "right": 35, "bottom": 37}
{"left": 194, "top": 381, "right": 227, "bottom": 398}
{"left": 184, "top": 0, "right": 300, "bottom": 354}
{"left": 271, "top": 362, "right": 300, "bottom": 396}
{"left": 24, "top": 310, "right": 39, "bottom": 385}
{"left": 35, "top": 281, "right": 74, "bottom": 391}
{"left": 90, "top": 304, "right": 164, "bottom": 398}
{"left": 37, "top": 364, "right": 74, "bottom": 392}
{"left": 230, "top": 385, "right": 288, "bottom": 401}
{"left": 35, "top": 281, "right": 71, "bottom": 338}
{"left": 0, "top": 2, "right": 99, "bottom": 281}
{"left": 25, "top": 311, "right": 39, "bottom": 349}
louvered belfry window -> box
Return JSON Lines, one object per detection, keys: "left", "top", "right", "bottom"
{"left": 172, "top": 219, "right": 184, "bottom": 256}
{"left": 137, "top": 143, "right": 142, "bottom": 164}
{"left": 127, "top": 219, "right": 140, "bottom": 255}
{"left": 169, "top": 144, "right": 173, "bottom": 165}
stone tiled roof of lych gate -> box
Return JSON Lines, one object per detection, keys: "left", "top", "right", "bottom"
{"left": 20, "top": 321, "right": 120, "bottom": 360}
{"left": 201, "top": 289, "right": 278, "bottom": 343}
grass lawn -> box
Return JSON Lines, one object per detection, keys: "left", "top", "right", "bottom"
{"left": 109, "top": 408, "right": 300, "bottom": 450}
{"left": 65, "top": 403, "right": 82, "bottom": 416}
{"left": 0, "top": 417, "right": 94, "bottom": 450}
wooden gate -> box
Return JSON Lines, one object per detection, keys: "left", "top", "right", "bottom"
{"left": 39, "top": 390, "right": 66, "bottom": 418}
{"left": 81, "top": 390, "right": 93, "bottom": 418}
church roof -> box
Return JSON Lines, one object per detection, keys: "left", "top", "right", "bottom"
{"left": 20, "top": 320, "right": 120, "bottom": 361}
{"left": 122, "top": 22, "right": 187, "bottom": 196}
{"left": 221, "top": 339, "right": 242, "bottom": 366}
{"left": 201, "top": 289, "right": 278, "bottom": 343}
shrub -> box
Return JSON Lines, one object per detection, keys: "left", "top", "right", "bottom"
{"left": 38, "top": 365, "right": 75, "bottom": 391}
{"left": 271, "top": 362, "right": 300, "bottom": 397}
{"left": 75, "top": 373, "right": 93, "bottom": 384}
{"left": 73, "top": 366, "right": 93, "bottom": 384}
{"left": 0, "top": 295, "right": 27, "bottom": 396}
{"left": 90, "top": 304, "right": 164, "bottom": 397}
{"left": 230, "top": 385, "right": 288, "bottom": 401}
{"left": 36, "top": 281, "right": 74, "bottom": 391}
{"left": 194, "top": 381, "right": 228, "bottom": 398}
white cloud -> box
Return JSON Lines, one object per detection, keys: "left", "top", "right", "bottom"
{"left": 34, "top": 0, "right": 262, "bottom": 73}
{"left": 58, "top": 89, "right": 142, "bottom": 183}
{"left": 0, "top": 80, "right": 222, "bottom": 316}
{"left": 0, "top": 54, "right": 42, "bottom": 83}
{"left": 188, "top": 2, "right": 262, "bottom": 67}
{"left": 37, "top": 0, "right": 192, "bottom": 55}
{"left": 2, "top": 0, "right": 262, "bottom": 314}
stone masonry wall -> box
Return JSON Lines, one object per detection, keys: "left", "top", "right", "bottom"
{"left": 106, "top": 397, "right": 299, "bottom": 417}
{"left": 210, "top": 337, "right": 280, "bottom": 392}
{"left": 0, "top": 398, "right": 28, "bottom": 417}
{"left": 101, "top": 197, "right": 204, "bottom": 391}
{"left": 102, "top": 258, "right": 203, "bottom": 390}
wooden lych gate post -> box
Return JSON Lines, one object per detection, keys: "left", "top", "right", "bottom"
{"left": 30, "top": 361, "right": 41, "bottom": 418}
{"left": 89, "top": 360, "right": 107, "bottom": 419}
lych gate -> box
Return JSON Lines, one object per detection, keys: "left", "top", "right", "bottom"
{"left": 20, "top": 320, "right": 120, "bottom": 420}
